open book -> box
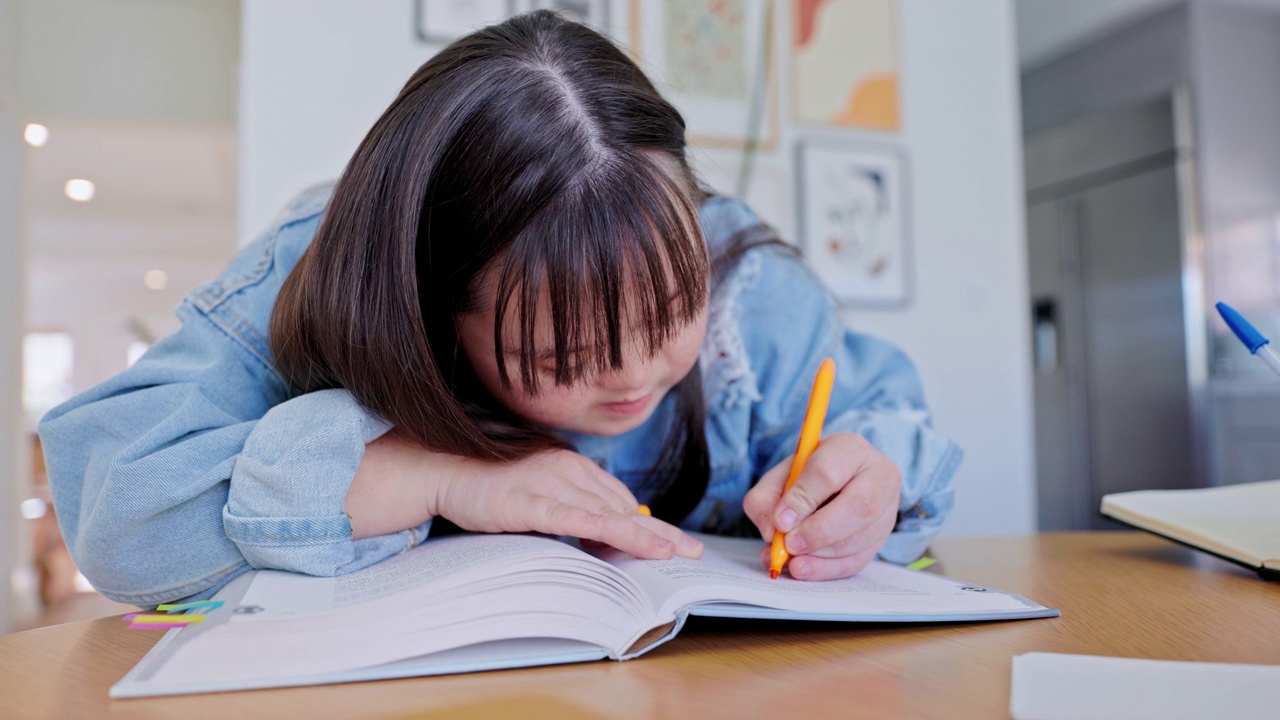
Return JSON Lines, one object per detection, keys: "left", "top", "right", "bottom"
{"left": 112, "top": 533, "right": 1058, "bottom": 698}
{"left": 1102, "top": 480, "right": 1280, "bottom": 580}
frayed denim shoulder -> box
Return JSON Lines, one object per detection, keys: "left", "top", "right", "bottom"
{"left": 700, "top": 249, "right": 765, "bottom": 412}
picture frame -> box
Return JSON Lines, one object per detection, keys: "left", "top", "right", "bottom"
{"left": 629, "top": 0, "right": 778, "bottom": 150}
{"left": 522, "top": 0, "right": 612, "bottom": 32}
{"left": 795, "top": 139, "right": 911, "bottom": 307}
{"left": 415, "top": 0, "right": 516, "bottom": 44}
{"left": 790, "top": 0, "right": 900, "bottom": 132}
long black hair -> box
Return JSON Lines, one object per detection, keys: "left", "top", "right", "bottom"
{"left": 271, "top": 11, "right": 768, "bottom": 525}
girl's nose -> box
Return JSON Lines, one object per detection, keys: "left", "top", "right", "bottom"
{"left": 601, "top": 353, "right": 655, "bottom": 392}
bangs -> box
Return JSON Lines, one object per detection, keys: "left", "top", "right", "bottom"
{"left": 490, "top": 153, "right": 708, "bottom": 392}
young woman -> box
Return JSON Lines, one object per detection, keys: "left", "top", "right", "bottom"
{"left": 40, "top": 11, "right": 961, "bottom": 607}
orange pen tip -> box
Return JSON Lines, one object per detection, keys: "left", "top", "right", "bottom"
{"left": 769, "top": 568, "right": 780, "bottom": 580}
{"left": 636, "top": 505, "right": 651, "bottom": 516}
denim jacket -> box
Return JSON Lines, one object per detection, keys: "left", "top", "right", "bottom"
{"left": 40, "top": 187, "right": 962, "bottom": 607}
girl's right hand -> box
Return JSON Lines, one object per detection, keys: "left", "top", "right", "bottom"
{"left": 430, "top": 449, "right": 704, "bottom": 560}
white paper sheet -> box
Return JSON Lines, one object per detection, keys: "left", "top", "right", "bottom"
{"left": 1010, "top": 652, "right": 1280, "bottom": 720}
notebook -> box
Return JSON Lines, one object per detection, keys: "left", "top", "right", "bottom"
{"left": 111, "top": 532, "right": 1058, "bottom": 698}
{"left": 1101, "top": 480, "right": 1280, "bottom": 580}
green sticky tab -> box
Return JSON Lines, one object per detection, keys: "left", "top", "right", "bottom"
{"left": 156, "top": 600, "right": 224, "bottom": 613}
{"left": 906, "top": 557, "right": 937, "bottom": 571}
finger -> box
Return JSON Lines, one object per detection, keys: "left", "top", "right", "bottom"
{"left": 786, "top": 546, "right": 878, "bottom": 582}
{"left": 570, "top": 455, "right": 640, "bottom": 515}
{"left": 774, "top": 434, "right": 869, "bottom": 534}
{"left": 743, "top": 458, "right": 791, "bottom": 539}
{"left": 536, "top": 480, "right": 623, "bottom": 518}
{"left": 633, "top": 514, "right": 704, "bottom": 558}
{"left": 533, "top": 451, "right": 636, "bottom": 515}
{"left": 524, "top": 497, "right": 676, "bottom": 560}
{"left": 584, "top": 511, "right": 687, "bottom": 560}
{"left": 801, "top": 503, "right": 898, "bottom": 559}
{"left": 784, "top": 465, "right": 900, "bottom": 556}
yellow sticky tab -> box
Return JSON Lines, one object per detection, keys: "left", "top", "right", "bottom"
{"left": 129, "top": 614, "right": 206, "bottom": 625}
{"left": 906, "top": 557, "right": 937, "bottom": 571}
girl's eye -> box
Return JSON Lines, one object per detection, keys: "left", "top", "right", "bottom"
{"left": 540, "top": 360, "right": 582, "bottom": 376}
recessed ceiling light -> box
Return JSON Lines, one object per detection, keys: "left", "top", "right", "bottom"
{"left": 144, "top": 269, "right": 168, "bottom": 290}
{"left": 64, "top": 179, "right": 95, "bottom": 202}
{"left": 24, "top": 123, "right": 48, "bottom": 147}
{"left": 20, "top": 497, "right": 47, "bottom": 520}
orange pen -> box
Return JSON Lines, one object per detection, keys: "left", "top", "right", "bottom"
{"left": 637, "top": 505, "right": 651, "bottom": 516}
{"left": 769, "top": 358, "right": 836, "bottom": 579}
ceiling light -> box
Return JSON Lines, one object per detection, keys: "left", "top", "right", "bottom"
{"left": 64, "top": 179, "right": 95, "bottom": 202}
{"left": 20, "top": 498, "right": 47, "bottom": 520}
{"left": 144, "top": 270, "right": 168, "bottom": 290}
{"left": 24, "top": 123, "right": 48, "bottom": 147}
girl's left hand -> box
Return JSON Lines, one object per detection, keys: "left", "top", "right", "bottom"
{"left": 743, "top": 432, "right": 902, "bottom": 581}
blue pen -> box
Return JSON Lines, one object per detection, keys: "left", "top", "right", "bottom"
{"left": 1216, "top": 302, "right": 1280, "bottom": 377}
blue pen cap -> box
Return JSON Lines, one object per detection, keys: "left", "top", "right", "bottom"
{"left": 1216, "top": 302, "right": 1270, "bottom": 354}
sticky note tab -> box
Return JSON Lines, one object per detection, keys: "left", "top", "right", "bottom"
{"left": 123, "top": 613, "right": 205, "bottom": 630}
{"left": 906, "top": 557, "right": 937, "bottom": 571}
{"left": 127, "top": 617, "right": 192, "bottom": 627}
{"left": 156, "top": 600, "right": 224, "bottom": 613}
{"left": 127, "top": 614, "right": 205, "bottom": 625}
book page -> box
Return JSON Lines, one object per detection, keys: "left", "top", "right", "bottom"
{"left": 231, "top": 533, "right": 591, "bottom": 622}
{"left": 602, "top": 534, "right": 1041, "bottom": 619}
{"left": 1102, "top": 480, "right": 1280, "bottom": 567}
{"left": 139, "top": 534, "right": 654, "bottom": 690}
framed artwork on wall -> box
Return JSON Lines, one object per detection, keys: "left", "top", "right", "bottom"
{"left": 791, "top": 0, "right": 900, "bottom": 132}
{"left": 523, "top": 0, "right": 612, "bottom": 31}
{"left": 415, "top": 0, "right": 516, "bottom": 44}
{"left": 796, "top": 139, "right": 911, "bottom": 307}
{"left": 630, "top": 0, "right": 777, "bottom": 150}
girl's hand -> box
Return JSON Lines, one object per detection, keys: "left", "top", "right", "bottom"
{"left": 743, "top": 432, "right": 901, "bottom": 581}
{"left": 430, "top": 449, "right": 704, "bottom": 560}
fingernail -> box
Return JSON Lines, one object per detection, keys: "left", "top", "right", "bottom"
{"left": 777, "top": 507, "right": 798, "bottom": 532}
{"left": 786, "top": 534, "right": 805, "bottom": 554}
{"left": 791, "top": 560, "right": 811, "bottom": 580}
{"left": 677, "top": 537, "right": 704, "bottom": 559}
{"left": 653, "top": 536, "right": 674, "bottom": 549}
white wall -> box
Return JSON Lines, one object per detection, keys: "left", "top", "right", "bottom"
{"left": 240, "top": 0, "right": 1036, "bottom": 535}
{"left": 864, "top": 1, "right": 1035, "bottom": 534}
{"left": 18, "top": 0, "right": 239, "bottom": 124}
{"left": 1, "top": 0, "right": 27, "bottom": 633}
{"left": 238, "top": 1, "right": 436, "bottom": 241}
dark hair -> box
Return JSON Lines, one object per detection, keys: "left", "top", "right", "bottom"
{"left": 270, "top": 11, "right": 733, "bottom": 522}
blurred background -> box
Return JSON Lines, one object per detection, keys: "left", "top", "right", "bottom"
{"left": 3, "top": 0, "right": 1278, "bottom": 631}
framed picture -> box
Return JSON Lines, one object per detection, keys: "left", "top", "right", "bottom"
{"left": 416, "top": 0, "right": 516, "bottom": 44}
{"left": 629, "top": 0, "right": 777, "bottom": 150}
{"left": 523, "top": 0, "right": 612, "bottom": 32}
{"left": 796, "top": 140, "right": 911, "bottom": 307}
{"left": 791, "top": 0, "right": 900, "bottom": 131}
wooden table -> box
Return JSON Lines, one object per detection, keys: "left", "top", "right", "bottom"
{"left": 2, "top": 532, "right": 1277, "bottom": 719}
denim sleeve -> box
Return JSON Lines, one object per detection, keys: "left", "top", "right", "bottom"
{"left": 742, "top": 248, "right": 964, "bottom": 565}
{"left": 39, "top": 220, "right": 429, "bottom": 607}
{"left": 223, "top": 389, "right": 433, "bottom": 576}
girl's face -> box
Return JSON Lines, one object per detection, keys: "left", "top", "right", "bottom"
{"left": 458, "top": 277, "right": 709, "bottom": 437}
